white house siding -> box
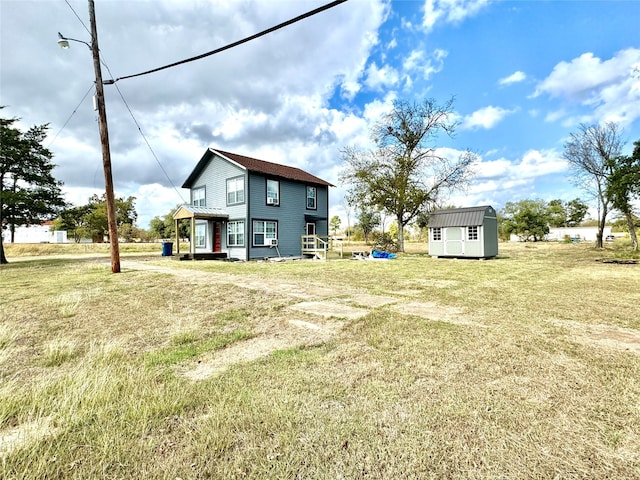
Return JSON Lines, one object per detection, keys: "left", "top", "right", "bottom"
{"left": 191, "top": 154, "right": 248, "bottom": 256}
{"left": 546, "top": 227, "right": 612, "bottom": 242}
{"left": 2, "top": 225, "right": 67, "bottom": 243}
{"left": 509, "top": 227, "right": 612, "bottom": 242}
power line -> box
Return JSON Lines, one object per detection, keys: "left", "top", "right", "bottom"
{"left": 114, "top": 0, "right": 348, "bottom": 83}
{"left": 64, "top": 0, "right": 91, "bottom": 36}
{"left": 47, "top": 83, "right": 94, "bottom": 149}
{"left": 99, "top": 58, "right": 186, "bottom": 202}
{"left": 112, "top": 80, "right": 187, "bottom": 204}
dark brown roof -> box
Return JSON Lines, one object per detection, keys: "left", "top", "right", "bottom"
{"left": 182, "top": 148, "right": 334, "bottom": 188}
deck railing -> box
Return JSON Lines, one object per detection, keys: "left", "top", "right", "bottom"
{"left": 301, "top": 235, "right": 329, "bottom": 260}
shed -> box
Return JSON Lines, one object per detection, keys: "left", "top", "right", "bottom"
{"left": 428, "top": 206, "right": 498, "bottom": 259}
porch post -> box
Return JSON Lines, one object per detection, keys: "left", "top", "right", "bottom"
{"left": 175, "top": 219, "right": 180, "bottom": 255}
{"left": 191, "top": 217, "right": 196, "bottom": 256}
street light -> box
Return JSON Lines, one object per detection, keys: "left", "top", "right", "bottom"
{"left": 58, "top": 0, "right": 120, "bottom": 273}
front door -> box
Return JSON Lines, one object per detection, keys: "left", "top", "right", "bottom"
{"left": 213, "top": 222, "right": 222, "bottom": 252}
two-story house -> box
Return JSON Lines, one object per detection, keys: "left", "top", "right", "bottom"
{"left": 173, "top": 148, "right": 333, "bottom": 261}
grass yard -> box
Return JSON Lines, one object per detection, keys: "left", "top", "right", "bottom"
{"left": 1, "top": 241, "right": 639, "bottom": 479}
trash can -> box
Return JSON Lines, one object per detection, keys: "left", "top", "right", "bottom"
{"left": 161, "top": 241, "right": 173, "bottom": 256}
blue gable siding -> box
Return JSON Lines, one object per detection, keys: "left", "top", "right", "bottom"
{"left": 247, "top": 172, "right": 329, "bottom": 259}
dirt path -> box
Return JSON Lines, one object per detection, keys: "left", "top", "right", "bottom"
{"left": 123, "top": 260, "right": 481, "bottom": 380}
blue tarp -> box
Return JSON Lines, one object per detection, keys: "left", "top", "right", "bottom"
{"left": 371, "top": 249, "right": 396, "bottom": 259}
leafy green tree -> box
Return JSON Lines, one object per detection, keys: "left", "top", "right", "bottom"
{"left": 565, "top": 198, "right": 590, "bottom": 227}
{"left": 547, "top": 200, "right": 566, "bottom": 228}
{"left": 547, "top": 198, "right": 589, "bottom": 228}
{"left": 563, "top": 122, "right": 624, "bottom": 247}
{"left": 501, "top": 199, "right": 550, "bottom": 242}
{"left": 1, "top": 111, "right": 66, "bottom": 263}
{"left": 357, "top": 208, "right": 380, "bottom": 243}
{"left": 84, "top": 194, "right": 137, "bottom": 242}
{"left": 340, "top": 98, "right": 476, "bottom": 252}
{"left": 606, "top": 140, "right": 640, "bottom": 250}
{"left": 329, "top": 215, "right": 341, "bottom": 235}
{"left": 149, "top": 205, "right": 189, "bottom": 240}
{"left": 51, "top": 205, "right": 92, "bottom": 243}
{"left": 53, "top": 194, "right": 137, "bottom": 243}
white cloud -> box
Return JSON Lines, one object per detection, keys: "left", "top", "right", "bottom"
{"left": 364, "top": 62, "right": 400, "bottom": 91}
{"left": 534, "top": 48, "right": 640, "bottom": 126}
{"left": 402, "top": 48, "right": 448, "bottom": 84}
{"left": 461, "top": 105, "right": 515, "bottom": 130}
{"left": 423, "top": 0, "right": 491, "bottom": 31}
{"left": 499, "top": 70, "right": 526, "bottom": 85}
{"left": 446, "top": 148, "right": 570, "bottom": 210}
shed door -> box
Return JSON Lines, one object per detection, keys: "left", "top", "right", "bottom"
{"left": 445, "top": 227, "right": 464, "bottom": 255}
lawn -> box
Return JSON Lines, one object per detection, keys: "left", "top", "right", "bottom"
{"left": 1, "top": 241, "right": 639, "bottom": 479}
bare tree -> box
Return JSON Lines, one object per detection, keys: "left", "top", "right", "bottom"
{"left": 563, "top": 122, "right": 624, "bottom": 248}
{"left": 340, "top": 98, "right": 476, "bottom": 252}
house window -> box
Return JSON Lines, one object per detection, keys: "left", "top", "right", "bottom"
{"left": 468, "top": 226, "right": 479, "bottom": 241}
{"left": 227, "top": 177, "right": 245, "bottom": 205}
{"left": 195, "top": 223, "right": 206, "bottom": 248}
{"left": 306, "top": 186, "right": 317, "bottom": 210}
{"left": 227, "top": 221, "right": 245, "bottom": 247}
{"left": 432, "top": 227, "right": 442, "bottom": 241}
{"left": 266, "top": 179, "right": 279, "bottom": 205}
{"left": 192, "top": 187, "right": 205, "bottom": 207}
{"left": 253, "top": 220, "right": 277, "bottom": 246}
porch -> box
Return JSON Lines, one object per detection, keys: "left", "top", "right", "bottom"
{"left": 301, "top": 235, "right": 330, "bottom": 260}
{"left": 176, "top": 252, "right": 228, "bottom": 261}
{"left": 173, "top": 205, "right": 229, "bottom": 259}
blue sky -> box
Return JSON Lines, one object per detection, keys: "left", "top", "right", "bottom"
{"left": 1, "top": 0, "right": 639, "bottom": 228}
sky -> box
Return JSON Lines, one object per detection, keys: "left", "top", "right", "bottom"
{"left": 1, "top": 0, "right": 639, "bottom": 229}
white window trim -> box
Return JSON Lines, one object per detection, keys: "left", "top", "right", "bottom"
{"left": 195, "top": 223, "right": 206, "bottom": 248}
{"left": 467, "top": 225, "right": 479, "bottom": 241}
{"left": 226, "top": 177, "right": 245, "bottom": 205}
{"left": 192, "top": 186, "right": 206, "bottom": 207}
{"left": 432, "top": 227, "right": 442, "bottom": 242}
{"left": 267, "top": 179, "right": 279, "bottom": 205}
{"left": 306, "top": 186, "right": 317, "bottom": 210}
{"left": 227, "top": 220, "right": 245, "bottom": 247}
{"left": 253, "top": 220, "right": 277, "bottom": 247}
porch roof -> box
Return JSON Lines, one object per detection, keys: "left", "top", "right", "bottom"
{"left": 173, "top": 205, "right": 229, "bottom": 220}
{"left": 305, "top": 214, "right": 328, "bottom": 222}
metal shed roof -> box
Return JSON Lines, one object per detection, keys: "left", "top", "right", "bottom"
{"left": 428, "top": 206, "right": 495, "bottom": 228}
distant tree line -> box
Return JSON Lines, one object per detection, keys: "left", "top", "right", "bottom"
{"left": 498, "top": 198, "right": 589, "bottom": 242}
{"left": 52, "top": 194, "right": 138, "bottom": 243}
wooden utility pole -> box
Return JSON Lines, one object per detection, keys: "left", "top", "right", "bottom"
{"left": 88, "top": 0, "right": 120, "bottom": 273}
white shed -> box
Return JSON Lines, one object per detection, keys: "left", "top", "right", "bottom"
{"left": 428, "top": 206, "right": 498, "bottom": 259}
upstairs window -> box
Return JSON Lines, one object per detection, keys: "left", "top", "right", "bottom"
{"left": 266, "top": 179, "right": 279, "bottom": 205}
{"left": 306, "top": 186, "right": 317, "bottom": 210}
{"left": 192, "top": 187, "right": 205, "bottom": 207}
{"left": 432, "top": 227, "right": 442, "bottom": 241}
{"left": 226, "top": 177, "right": 245, "bottom": 205}
{"left": 468, "top": 226, "right": 479, "bottom": 241}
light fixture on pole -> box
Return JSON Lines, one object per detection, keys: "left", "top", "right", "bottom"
{"left": 58, "top": 0, "right": 120, "bottom": 273}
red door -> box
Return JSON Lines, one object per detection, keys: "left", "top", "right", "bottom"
{"left": 214, "top": 222, "right": 222, "bottom": 252}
